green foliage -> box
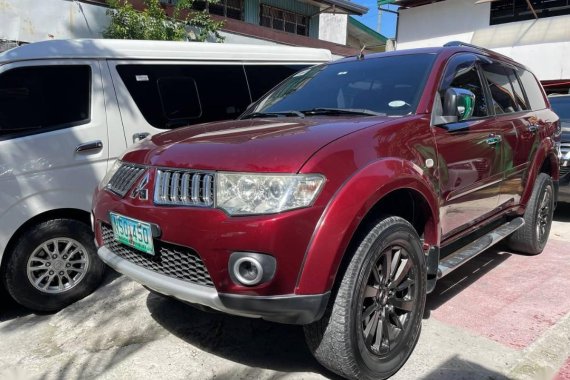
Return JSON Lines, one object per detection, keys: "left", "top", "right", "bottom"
{"left": 103, "top": 0, "right": 224, "bottom": 42}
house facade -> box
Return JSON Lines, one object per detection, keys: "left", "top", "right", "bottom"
{"left": 0, "top": 0, "right": 371, "bottom": 57}
{"left": 380, "top": 0, "right": 570, "bottom": 93}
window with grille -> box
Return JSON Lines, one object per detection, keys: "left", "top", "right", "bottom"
{"left": 191, "top": 0, "right": 243, "bottom": 20}
{"left": 260, "top": 5, "right": 309, "bottom": 36}
{"left": 490, "top": 0, "right": 570, "bottom": 25}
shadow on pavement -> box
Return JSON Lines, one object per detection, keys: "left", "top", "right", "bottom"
{"left": 146, "top": 291, "right": 340, "bottom": 379}
{"left": 424, "top": 249, "right": 512, "bottom": 317}
{"left": 421, "top": 355, "right": 509, "bottom": 380}
{"left": 0, "top": 267, "right": 120, "bottom": 323}
{"left": 554, "top": 202, "right": 570, "bottom": 222}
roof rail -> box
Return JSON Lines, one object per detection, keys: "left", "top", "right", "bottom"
{"left": 443, "top": 41, "right": 515, "bottom": 63}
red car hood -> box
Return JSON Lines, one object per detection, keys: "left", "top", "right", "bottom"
{"left": 121, "top": 116, "right": 390, "bottom": 173}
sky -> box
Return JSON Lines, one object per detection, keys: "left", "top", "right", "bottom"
{"left": 351, "top": 2, "right": 398, "bottom": 38}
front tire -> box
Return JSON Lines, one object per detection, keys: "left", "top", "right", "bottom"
{"left": 504, "top": 173, "right": 554, "bottom": 255}
{"left": 3, "top": 219, "right": 106, "bottom": 312}
{"left": 304, "top": 216, "right": 426, "bottom": 380}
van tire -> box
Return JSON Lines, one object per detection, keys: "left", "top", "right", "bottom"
{"left": 304, "top": 216, "right": 426, "bottom": 380}
{"left": 3, "top": 219, "right": 105, "bottom": 312}
{"left": 504, "top": 173, "right": 554, "bottom": 255}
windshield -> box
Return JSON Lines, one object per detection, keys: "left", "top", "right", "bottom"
{"left": 550, "top": 96, "right": 570, "bottom": 120}
{"left": 243, "top": 53, "right": 437, "bottom": 118}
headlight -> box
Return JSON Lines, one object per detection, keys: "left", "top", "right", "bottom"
{"left": 216, "top": 173, "right": 325, "bottom": 215}
{"left": 98, "top": 160, "right": 122, "bottom": 190}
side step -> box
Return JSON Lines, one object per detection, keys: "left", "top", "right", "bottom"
{"left": 437, "top": 217, "right": 525, "bottom": 279}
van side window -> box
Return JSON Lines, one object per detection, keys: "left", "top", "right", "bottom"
{"left": 440, "top": 54, "right": 489, "bottom": 118}
{"left": 158, "top": 77, "right": 202, "bottom": 121}
{"left": 480, "top": 62, "right": 520, "bottom": 114}
{"left": 0, "top": 65, "right": 91, "bottom": 137}
{"left": 117, "top": 64, "right": 251, "bottom": 129}
{"left": 517, "top": 69, "right": 547, "bottom": 111}
{"left": 244, "top": 65, "right": 307, "bottom": 101}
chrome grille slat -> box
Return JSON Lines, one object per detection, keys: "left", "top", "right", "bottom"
{"left": 101, "top": 224, "right": 214, "bottom": 287}
{"left": 106, "top": 164, "right": 145, "bottom": 197}
{"left": 170, "top": 172, "right": 180, "bottom": 202}
{"left": 154, "top": 169, "right": 215, "bottom": 207}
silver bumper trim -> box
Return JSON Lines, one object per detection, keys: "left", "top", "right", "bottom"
{"left": 98, "top": 246, "right": 251, "bottom": 317}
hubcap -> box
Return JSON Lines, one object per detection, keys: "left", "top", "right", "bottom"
{"left": 27, "top": 238, "right": 89, "bottom": 294}
{"left": 536, "top": 186, "right": 552, "bottom": 243}
{"left": 359, "top": 246, "right": 416, "bottom": 356}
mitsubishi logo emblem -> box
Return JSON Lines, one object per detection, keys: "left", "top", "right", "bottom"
{"left": 131, "top": 172, "right": 149, "bottom": 200}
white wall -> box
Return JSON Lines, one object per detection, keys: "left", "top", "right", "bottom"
{"left": 319, "top": 13, "right": 348, "bottom": 45}
{"left": 0, "top": 0, "right": 109, "bottom": 42}
{"left": 396, "top": 0, "right": 570, "bottom": 80}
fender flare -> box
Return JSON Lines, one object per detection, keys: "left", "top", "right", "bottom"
{"left": 0, "top": 190, "right": 91, "bottom": 262}
{"left": 520, "top": 138, "right": 559, "bottom": 207}
{"left": 295, "top": 159, "right": 440, "bottom": 295}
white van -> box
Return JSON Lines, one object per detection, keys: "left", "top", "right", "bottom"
{"left": 0, "top": 39, "right": 331, "bottom": 311}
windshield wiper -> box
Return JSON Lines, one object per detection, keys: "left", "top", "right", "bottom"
{"left": 301, "top": 108, "right": 385, "bottom": 117}
{"left": 240, "top": 110, "right": 305, "bottom": 120}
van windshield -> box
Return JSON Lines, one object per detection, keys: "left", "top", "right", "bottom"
{"left": 242, "top": 53, "right": 436, "bottom": 118}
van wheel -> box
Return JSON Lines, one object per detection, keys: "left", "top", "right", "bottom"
{"left": 304, "top": 216, "right": 426, "bottom": 380}
{"left": 3, "top": 219, "right": 105, "bottom": 312}
{"left": 504, "top": 173, "right": 554, "bottom": 255}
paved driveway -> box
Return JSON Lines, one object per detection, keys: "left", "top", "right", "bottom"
{"left": 1, "top": 205, "right": 569, "bottom": 380}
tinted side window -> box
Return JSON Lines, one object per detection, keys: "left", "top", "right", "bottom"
{"left": 117, "top": 64, "right": 251, "bottom": 129}
{"left": 440, "top": 54, "right": 488, "bottom": 118}
{"left": 0, "top": 65, "right": 91, "bottom": 136}
{"left": 481, "top": 62, "right": 519, "bottom": 114}
{"left": 518, "top": 69, "right": 547, "bottom": 111}
{"left": 510, "top": 72, "right": 528, "bottom": 111}
{"left": 244, "top": 65, "right": 307, "bottom": 100}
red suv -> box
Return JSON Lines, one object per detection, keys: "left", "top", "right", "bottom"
{"left": 92, "top": 42, "right": 559, "bottom": 380}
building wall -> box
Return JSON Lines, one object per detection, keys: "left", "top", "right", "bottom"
{"left": 0, "top": 0, "right": 108, "bottom": 42}
{"left": 396, "top": 0, "right": 570, "bottom": 81}
{"left": 244, "top": 0, "right": 320, "bottom": 39}
{"left": 318, "top": 13, "right": 347, "bottom": 45}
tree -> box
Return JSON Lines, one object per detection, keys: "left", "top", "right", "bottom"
{"left": 103, "top": 0, "right": 224, "bottom": 42}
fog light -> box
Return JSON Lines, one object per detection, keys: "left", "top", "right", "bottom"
{"left": 233, "top": 257, "right": 263, "bottom": 286}
{"left": 229, "top": 252, "right": 276, "bottom": 287}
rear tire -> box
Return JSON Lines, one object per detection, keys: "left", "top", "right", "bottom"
{"left": 3, "top": 219, "right": 106, "bottom": 312}
{"left": 504, "top": 173, "right": 554, "bottom": 255}
{"left": 304, "top": 216, "right": 426, "bottom": 380}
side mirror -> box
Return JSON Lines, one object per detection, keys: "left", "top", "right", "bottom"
{"left": 443, "top": 87, "right": 476, "bottom": 121}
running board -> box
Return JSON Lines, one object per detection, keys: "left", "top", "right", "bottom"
{"left": 437, "top": 217, "right": 525, "bottom": 279}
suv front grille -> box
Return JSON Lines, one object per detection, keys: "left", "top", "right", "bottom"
{"left": 101, "top": 223, "right": 214, "bottom": 287}
{"left": 154, "top": 169, "right": 215, "bottom": 207}
{"left": 107, "top": 164, "right": 146, "bottom": 197}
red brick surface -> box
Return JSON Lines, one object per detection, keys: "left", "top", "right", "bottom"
{"left": 554, "top": 358, "right": 570, "bottom": 380}
{"left": 428, "top": 239, "right": 570, "bottom": 349}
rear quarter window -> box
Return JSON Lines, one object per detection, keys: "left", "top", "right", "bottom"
{"left": 517, "top": 69, "right": 547, "bottom": 111}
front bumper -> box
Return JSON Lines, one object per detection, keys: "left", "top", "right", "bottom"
{"left": 98, "top": 246, "right": 329, "bottom": 324}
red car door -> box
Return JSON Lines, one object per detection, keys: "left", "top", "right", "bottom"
{"left": 432, "top": 54, "right": 503, "bottom": 239}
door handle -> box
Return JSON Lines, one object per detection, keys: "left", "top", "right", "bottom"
{"left": 528, "top": 124, "right": 539, "bottom": 134}
{"left": 133, "top": 132, "right": 150, "bottom": 143}
{"left": 486, "top": 134, "right": 502, "bottom": 146}
{"left": 75, "top": 140, "right": 103, "bottom": 153}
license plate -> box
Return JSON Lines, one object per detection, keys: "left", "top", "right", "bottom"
{"left": 110, "top": 212, "right": 154, "bottom": 255}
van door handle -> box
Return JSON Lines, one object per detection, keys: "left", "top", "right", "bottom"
{"left": 133, "top": 132, "right": 150, "bottom": 143}
{"left": 486, "top": 134, "right": 502, "bottom": 146}
{"left": 75, "top": 140, "right": 103, "bottom": 152}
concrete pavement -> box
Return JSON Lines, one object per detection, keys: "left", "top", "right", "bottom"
{"left": 1, "top": 204, "right": 569, "bottom": 380}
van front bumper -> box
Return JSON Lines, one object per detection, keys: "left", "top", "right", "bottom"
{"left": 98, "top": 246, "right": 329, "bottom": 325}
